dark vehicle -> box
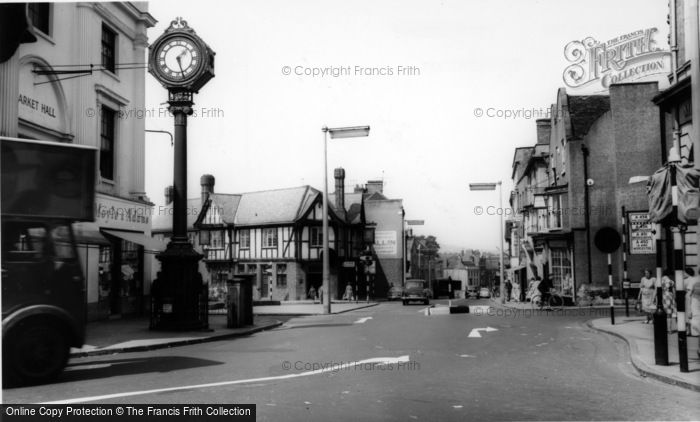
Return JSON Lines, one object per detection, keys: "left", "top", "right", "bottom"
{"left": 402, "top": 279, "right": 429, "bottom": 305}
{"left": 387, "top": 284, "right": 404, "bottom": 301}
{"left": 2, "top": 137, "right": 96, "bottom": 386}
{"left": 435, "top": 278, "right": 460, "bottom": 299}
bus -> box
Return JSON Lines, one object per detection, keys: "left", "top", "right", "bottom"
{"left": 1, "top": 137, "right": 96, "bottom": 386}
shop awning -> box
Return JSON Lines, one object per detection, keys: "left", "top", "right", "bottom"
{"left": 72, "top": 222, "right": 111, "bottom": 246}
{"left": 102, "top": 229, "right": 167, "bottom": 253}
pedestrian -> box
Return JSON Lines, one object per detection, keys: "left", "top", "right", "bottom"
{"left": 505, "top": 278, "right": 512, "bottom": 301}
{"left": 343, "top": 284, "right": 354, "bottom": 301}
{"left": 690, "top": 280, "right": 700, "bottom": 359}
{"left": 318, "top": 285, "right": 324, "bottom": 304}
{"left": 683, "top": 268, "right": 700, "bottom": 336}
{"left": 526, "top": 277, "right": 537, "bottom": 302}
{"left": 660, "top": 270, "right": 677, "bottom": 332}
{"left": 308, "top": 286, "right": 317, "bottom": 302}
{"left": 536, "top": 276, "right": 553, "bottom": 308}
{"left": 637, "top": 269, "right": 656, "bottom": 324}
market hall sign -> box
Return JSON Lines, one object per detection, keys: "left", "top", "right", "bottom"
{"left": 17, "top": 62, "right": 66, "bottom": 134}
{"left": 18, "top": 94, "right": 57, "bottom": 118}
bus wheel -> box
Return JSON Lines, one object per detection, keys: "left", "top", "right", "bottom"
{"left": 3, "top": 320, "right": 69, "bottom": 387}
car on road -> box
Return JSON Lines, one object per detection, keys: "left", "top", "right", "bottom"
{"left": 466, "top": 286, "right": 479, "bottom": 298}
{"left": 403, "top": 279, "right": 429, "bottom": 305}
{"left": 478, "top": 287, "right": 491, "bottom": 298}
{"left": 387, "top": 285, "right": 404, "bottom": 301}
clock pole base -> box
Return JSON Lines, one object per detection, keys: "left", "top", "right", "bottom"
{"left": 150, "top": 241, "right": 209, "bottom": 331}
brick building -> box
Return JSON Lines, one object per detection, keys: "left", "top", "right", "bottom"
{"left": 509, "top": 83, "right": 662, "bottom": 302}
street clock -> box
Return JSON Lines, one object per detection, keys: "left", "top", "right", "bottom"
{"left": 148, "top": 17, "right": 215, "bottom": 93}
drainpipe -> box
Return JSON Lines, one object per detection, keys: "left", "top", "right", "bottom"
{"left": 581, "top": 144, "right": 593, "bottom": 284}
{"left": 582, "top": 143, "right": 592, "bottom": 284}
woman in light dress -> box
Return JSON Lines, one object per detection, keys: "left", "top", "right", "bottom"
{"left": 637, "top": 269, "right": 656, "bottom": 324}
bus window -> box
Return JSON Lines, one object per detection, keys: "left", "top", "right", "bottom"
{"left": 51, "top": 223, "right": 75, "bottom": 260}
{"left": 2, "top": 222, "right": 47, "bottom": 262}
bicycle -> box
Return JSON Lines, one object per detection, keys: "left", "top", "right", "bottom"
{"left": 530, "top": 292, "right": 564, "bottom": 311}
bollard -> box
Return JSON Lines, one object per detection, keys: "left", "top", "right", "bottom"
{"left": 653, "top": 286, "right": 669, "bottom": 365}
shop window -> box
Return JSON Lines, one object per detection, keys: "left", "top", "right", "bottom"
{"left": 101, "top": 24, "right": 116, "bottom": 73}
{"left": 262, "top": 228, "right": 277, "bottom": 248}
{"left": 550, "top": 248, "right": 572, "bottom": 294}
{"left": 100, "top": 106, "right": 116, "bottom": 180}
{"left": 98, "top": 246, "right": 112, "bottom": 302}
{"left": 276, "top": 264, "right": 287, "bottom": 287}
{"left": 310, "top": 227, "right": 322, "bottom": 247}
{"left": 120, "top": 240, "right": 139, "bottom": 298}
{"left": 239, "top": 229, "right": 250, "bottom": 249}
{"left": 28, "top": 3, "right": 50, "bottom": 35}
{"left": 236, "top": 264, "right": 246, "bottom": 273}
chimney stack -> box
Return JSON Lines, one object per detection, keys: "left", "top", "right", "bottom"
{"left": 334, "top": 168, "right": 345, "bottom": 212}
{"left": 536, "top": 118, "right": 551, "bottom": 145}
{"left": 164, "top": 186, "right": 174, "bottom": 205}
{"left": 200, "top": 174, "right": 215, "bottom": 205}
{"left": 366, "top": 180, "right": 383, "bottom": 195}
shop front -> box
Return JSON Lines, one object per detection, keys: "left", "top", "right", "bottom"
{"left": 76, "top": 194, "right": 163, "bottom": 321}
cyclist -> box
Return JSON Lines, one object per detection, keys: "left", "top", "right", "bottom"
{"left": 537, "top": 276, "right": 553, "bottom": 309}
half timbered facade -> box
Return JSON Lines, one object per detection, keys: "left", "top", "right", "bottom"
{"left": 155, "top": 172, "right": 368, "bottom": 302}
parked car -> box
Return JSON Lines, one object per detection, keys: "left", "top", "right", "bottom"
{"left": 479, "top": 287, "right": 491, "bottom": 298}
{"left": 467, "top": 286, "right": 479, "bottom": 298}
{"left": 403, "top": 279, "right": 429, "bottom": 305}
{"left": 387, "top": 285, "right": 404, "bottom": 301}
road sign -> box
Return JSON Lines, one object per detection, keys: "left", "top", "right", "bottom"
{"left": 594, "top": 227, "right": 622, "bottom": 253}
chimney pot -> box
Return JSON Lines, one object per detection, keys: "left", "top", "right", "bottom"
{"left": 164, "top": 186, "right": 174, "bottom": 205}
{"left": 200, "top": 174, "right": 215, "bottom": 205}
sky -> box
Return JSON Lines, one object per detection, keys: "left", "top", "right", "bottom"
{"left": 143, "top": 0, "right": 670, "bottom": 252}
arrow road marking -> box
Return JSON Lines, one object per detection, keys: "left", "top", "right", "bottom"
{"left": 467, "top": 327, "right": 498, "bottom": 338}
{"left": 354, "top": 317, "right": 373, "bottom": 324}
{"left": 40, "top": 355, "right": 410, "bottom": 404}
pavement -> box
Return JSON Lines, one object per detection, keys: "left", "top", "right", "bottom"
{"left": 589, "top": 316, "right": 700, "bottom": 392}
{"left": 498, "top": 298, "right": 700, "bottom": 392}
{"left": 71, "top": 301, "right": 378, "bottom": 358}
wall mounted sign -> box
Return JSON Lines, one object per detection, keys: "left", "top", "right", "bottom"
{"left": 628, "top": 211, "right": 655, "bottom": 254}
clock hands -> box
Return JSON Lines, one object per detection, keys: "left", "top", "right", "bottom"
{"left": 175, "top": 49, "right": 188, "bottom": 77}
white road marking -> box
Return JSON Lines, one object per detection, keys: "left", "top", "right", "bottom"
{"left": 40, "top": 355, "right": 411, "bottom": 404}
{"left": 354, "top": 317, "right": 373, "bottom": 324}
{"left": 459, "top": 354, "right": 476, "bottom": 358}
{"left": 453, "top": 405, "right": 463, "bottom": 409}
{"left": 468, "top": 327, "right": 498, "bottom": 338}
{"left": 63, "top": 363, "right": 113, "bottom": 371}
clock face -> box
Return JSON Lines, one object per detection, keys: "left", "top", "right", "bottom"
{"left": 155, "top": 37, "right": 201, "bottom": 81}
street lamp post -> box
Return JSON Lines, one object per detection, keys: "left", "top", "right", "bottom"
{"left": 469, "top": 181, "right": 506, "bottom": 304}
{"left": 322, "top": 125, "right": 370, "bottom": 314}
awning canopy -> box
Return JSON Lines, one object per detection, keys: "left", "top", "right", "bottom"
{"left": 72, "top": 222, "right": 111, "bottom": 246}
{"left": 102, "top": 229, "right": 167, "bottom": 253}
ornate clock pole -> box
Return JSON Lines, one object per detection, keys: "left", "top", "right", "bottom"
{"left": 148, "top": 17, "right": 215, "bottom": 330}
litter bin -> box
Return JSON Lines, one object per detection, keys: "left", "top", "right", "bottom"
{"left": 226, "top": 275, "right": 254, "bottom": 328}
